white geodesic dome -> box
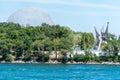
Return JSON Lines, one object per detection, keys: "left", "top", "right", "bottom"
{"left": 7, "top": 7, "right": 54, "bottom": 26}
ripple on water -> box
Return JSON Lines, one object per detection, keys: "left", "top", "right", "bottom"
{"left": 0, "top": 64, "right": 119, "bottom": 80}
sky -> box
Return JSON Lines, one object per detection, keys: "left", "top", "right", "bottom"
{"left": 0, "top": 0, "right": 120, "bottom": 36}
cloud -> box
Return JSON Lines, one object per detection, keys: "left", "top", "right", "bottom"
{"left": 4, "top": 0, "right": 120, "bottom": 10}
{"left": 51, "top": 8, "right": 120, "bottom": 17}
{"left": 73, "top": 2, "right": 119, "bottom": 10}
{"left": 4, "top": 0, "right": 64, "bottom": 4}
{"left": 2, "top": 0, "right": 120, "bottom": 17}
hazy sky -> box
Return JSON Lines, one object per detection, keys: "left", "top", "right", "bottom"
{"left": 1, "top": 0, "right": 120, "bottom": 35}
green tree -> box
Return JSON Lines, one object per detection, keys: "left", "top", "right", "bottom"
{"left": 102, "top": 33, "right": 119, "bottom": 57}
{"left": 80, "top": 33, "right": 94, "bottom": 50}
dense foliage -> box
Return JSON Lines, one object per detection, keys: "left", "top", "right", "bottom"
{"left": 0, "top": 22, "right": 74, "bottom": 62}
{"left": 0, "top": 22, "right": 120, "bottom": 63}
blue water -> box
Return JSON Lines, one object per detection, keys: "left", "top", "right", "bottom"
{"left": 0, "top": 64, "right": 120, "bottom": 80}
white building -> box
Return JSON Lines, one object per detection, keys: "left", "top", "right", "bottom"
{"left": 67, "top": 46, "right": 105, "bottom": 57}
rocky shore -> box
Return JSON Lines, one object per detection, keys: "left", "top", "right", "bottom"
{"left": 66, "top": 61, "right": 120, "bottom": 65}
{"left": 0, "top": 60, "right": 120, "bottom": 65}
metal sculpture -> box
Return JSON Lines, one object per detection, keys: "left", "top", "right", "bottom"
{"left": 94, "top": 22, "right": 109, "bottom": 51}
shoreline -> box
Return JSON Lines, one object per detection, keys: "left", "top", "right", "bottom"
{"left": 0, "top": 60, "right": 120, "bottom": 65}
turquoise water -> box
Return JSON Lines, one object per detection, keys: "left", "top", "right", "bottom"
{"left": 0, "top": 64, "right": 120, "bottom": 80}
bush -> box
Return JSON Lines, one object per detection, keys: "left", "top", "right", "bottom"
{"left": 3, "top": 53, "right": 14, "bottom": 62}
{"left": 61, "top": 56, "right": 68, "bottom": 64}
{"left": 95, "top": 56, "right": 101, "bottom": 62}
{"left": 74, "top": 54, "right": 85, "bottom": 62}
{"left": 113, "top": 56, "right": 119, "bottom": 62}
{"left": 36, "top": 53, "right": 49, "bottom": 62}
{"left": 23, "top": 53, "right": 31, "bottom": 61}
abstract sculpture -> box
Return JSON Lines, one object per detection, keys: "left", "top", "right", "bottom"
{"left": 94, "top": 22, "right": 109, "bottom": 51}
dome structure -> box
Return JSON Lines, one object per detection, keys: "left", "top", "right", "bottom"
{"left": 7, "top": 7, "right": 54, "bottom": 26}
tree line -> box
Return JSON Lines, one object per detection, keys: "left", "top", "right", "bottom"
{"left": 0, "top": 22, "right": 120, "bottom": 63}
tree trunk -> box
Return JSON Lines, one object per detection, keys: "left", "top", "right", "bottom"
{"left": 37, "top": 46, "right": 40, "bottom": 54}
{"left": 55, "top": 47, "right": 57, "bottom": 60}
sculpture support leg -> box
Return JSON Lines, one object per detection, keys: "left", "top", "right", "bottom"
{"left": 98, "top": 39, "right": 102, "bottom": 51}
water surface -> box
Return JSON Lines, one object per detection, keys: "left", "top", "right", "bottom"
{"left": 0, "top": 63, "right": 120, "bottom": 80}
